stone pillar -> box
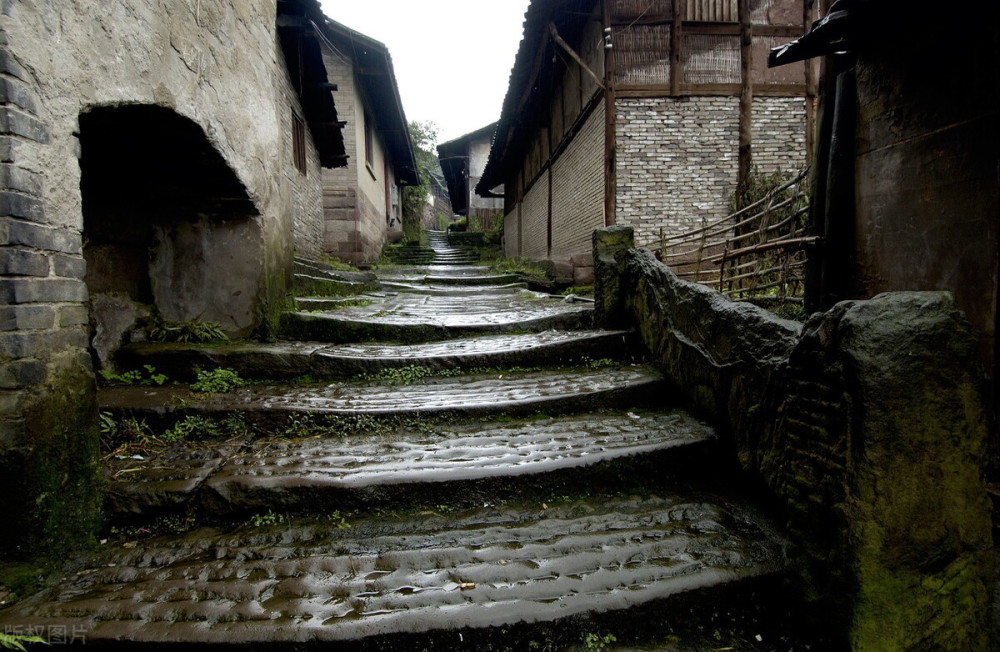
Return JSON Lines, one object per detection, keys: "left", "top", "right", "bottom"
{"left": 593, "top": 225, "right": 633, "bottom": 329}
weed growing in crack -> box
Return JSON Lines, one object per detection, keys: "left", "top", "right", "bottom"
{"left": 162, "top": 416, "right": 222, "bottom": 443}
{"left": 150, "top": 319, "right": 228, "bottom": 344}
{"left": 190, "top": 368, "right": 248, "bottom": 393}
{"left": 98, "top": 364, "right": 168, "bottom": 387}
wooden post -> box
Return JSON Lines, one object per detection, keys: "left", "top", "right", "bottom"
{"left": 738, "top": 0, "right": 753, "bottom": 191}
{"left": 804, "top": 0, "right": 817, "bottom": 163}
{"left": 603, "top": 0, "right": 617, "bottom": 226}
{"left": 670, "top": 0, "right": 682, "bottom": 96}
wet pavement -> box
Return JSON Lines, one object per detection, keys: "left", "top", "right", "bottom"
{"left": 0, "top": 235, "right": 788, "bottom": 648}
{"left": 0, "top": 496, "right": 781, "bottom": 645}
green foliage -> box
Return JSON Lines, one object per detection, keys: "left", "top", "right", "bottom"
{"left": 0, "top": 633, "right": 48, "bottom": 650}
{"left": 190, "top": 368, "right": 247, "bottom": 393}
{"left": 309, "top": 298, "right": 374, "bottom": 311}
{"left": 162, "top": 416, "right": 222, "bottom": 443}
{"left": 436, "top": 212, "right": 450, "bottom": 231}
{"left": 490, "top": 257, "right": 550, "bottom": 281}
{"left": 321, "top": 256, "right": 361, "bottom": 272}
{"left": 108, "top": 513, "right": 197, "bottom": 540}
{"left": 150, "top": 319, "right": 229, "bottom": 344}
{"left": 402, "top": 120, "right": 442, "bottom": 242}
{"left": 0, "top": 565, "right": 41, "bottom": 605}
{"left": 98, "top": 364, "right": 168, "bottom": 387}
{"left": 249, "top": 510, "right": 287, "bottom": 527}
{"left": 729, "top": 167, "right": 801, "bottom": 214}
{"left": 581, "top": 632, "right": 617, "bottom": 651}
{"left": 561, "top": 285, "right": 594, "bottom": 297}
{"left": 328, "top": 511, "right": 351, "bottom": 529}
{"left": 99, "top": 412, "right": 154, "bottom": 451}
{"left": 360, "top": 365, "right": 438, "bottom": 385}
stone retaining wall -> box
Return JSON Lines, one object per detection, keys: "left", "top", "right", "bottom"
{"left": 594, "top": 227, "right": 994, "bottom": 649}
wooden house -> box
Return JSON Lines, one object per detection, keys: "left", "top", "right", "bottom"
{"left": 438, "top": 123, "right": 504, "bottom": 231}
{"left": 478, "top": 0, "right": 815, "bottom": 280}
{"left": 318, "top": 19, "right": 419, "bottom": 265}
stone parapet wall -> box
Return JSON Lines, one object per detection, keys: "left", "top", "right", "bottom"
{"left": 594, "top": 227, "right": 994, "bottom": 649}
{"left": 615, "top": 96, "right": 807, "bottom": 247}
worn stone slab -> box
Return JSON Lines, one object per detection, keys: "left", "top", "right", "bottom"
{"left": 373, "top": 281, "right": 529, "bottom": 295}
{"left": 98, "top": 366, "right": 665, "bottom": 421}
{"left": 104, "top": 442, "right": 245, "bottom": 516}
{"left": 0, "top": 495, "right": 783, "bottom": 645}
{"left": 204, "top": 411, "right": 715, "bottom": 511}
{"left": 118, "top": 331, "right": 638, "bottom": 382}
{"left": 280, "top": 291, "right": 593, "bottom": 343}
{"left": 104, "top": 411, "right": 713, "bottom": 516}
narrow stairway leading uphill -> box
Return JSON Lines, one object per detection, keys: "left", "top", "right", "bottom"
{"left": 0, "top": 233, "right": 794, "bottom": 650}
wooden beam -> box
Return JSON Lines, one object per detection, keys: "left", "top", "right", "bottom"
{"left": 548, "top": 23, "right": 606, "bottom": 91}
{"left": 614, "top": 83, "right": 807, "bottom": 97}
{"left": 612, "top": 22, "right": 803, "bottom": 37}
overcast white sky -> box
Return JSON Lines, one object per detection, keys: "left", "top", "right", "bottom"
{"left": 317, "top": 0, "right": 531, "bottom": 145}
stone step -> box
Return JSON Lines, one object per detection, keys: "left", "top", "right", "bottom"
{"left": 374, "top": 281, "right": 530, "bottom": 295}
{"left": 279, "top": 291, "right": 592, "bottom": 343}
{"left": 98, "top": 366, "right": 665, "bottom": 424}
{"left": 293, "top": 274, "right": 380, "bottom": 297}
{"left": 375, "top": 264, "right": 492, "bottom": 278}
{"left": 0, "top": 493, "right": 784, "bottom": 647}
{"left": 292, "top": 259, "right": 378, "bottom": 286}
{"left": 105, "top": 410, "right": 714, "bottom": 517}
{"left": 114, "top": 330, "right": 641, "bottom": 382}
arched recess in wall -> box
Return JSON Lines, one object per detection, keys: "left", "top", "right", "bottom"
{"left": 79, "top": 105, "right": 264, "bottom": 356}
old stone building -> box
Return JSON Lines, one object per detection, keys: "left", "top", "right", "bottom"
{"left": 0, "top": 0, "right": 346, "bottom": 556}
{"left": 478, "top": 0, "right": 812, "bottom": 279}
{"left": 438, "top": 123, "right": 504, "bottom": 231}
{"left": 318, "top": 20, "right": 418, "bottom": 265}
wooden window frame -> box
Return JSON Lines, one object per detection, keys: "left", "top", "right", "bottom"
{"left": 292, "top": 112, "right": 307, "bottom": 175}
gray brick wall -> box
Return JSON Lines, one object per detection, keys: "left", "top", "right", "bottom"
{"left": 520, "top": 171, "right": 549, "bottom": 261}
{"left": 551, "top": 104, "right": 605, "bottom": 261}
{"left": 0, "top": 43, "right": 82, "bottom": 397}
{"left": 615, "top": 96, "right": 807, "bottom": 247}
{"left": 277, "top": 43, "right": 324, "bottom": 260}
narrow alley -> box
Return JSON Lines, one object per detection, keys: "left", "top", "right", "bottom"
{"left": 0, "top": 233, "right": 793, "bottom": 650}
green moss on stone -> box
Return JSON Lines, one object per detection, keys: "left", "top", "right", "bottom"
{"left": 0, "top": 358, "right": 103, "bottom": 561}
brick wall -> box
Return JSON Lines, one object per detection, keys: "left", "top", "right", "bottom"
{"left": 0, "top": 42, "right": 86, "bottom": 405}
{"left": 520, "top": 171, "right": 549, "bottom": 261}
{"left": 616, "top": 96, "right": 806, "bottom": 247}
{"left": 550, "top": 104, "right": 605, "bottom": 262}
{"left": 503, "top": 208, "right": 519, "bottom": 258}
{"left": 277, "top": 43, "right": 323, "bottom": 259}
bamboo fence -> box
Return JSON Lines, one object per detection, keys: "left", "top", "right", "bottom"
{"left": 645, "top": 168, "right": 814, "bottom": 303}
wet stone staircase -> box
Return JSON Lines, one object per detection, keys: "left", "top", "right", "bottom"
{"left": 0, "top": 239, "right": 795, "bottom": 650}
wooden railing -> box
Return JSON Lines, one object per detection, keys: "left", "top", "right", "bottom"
{"left": 644, "top": 168, "right": 815, "bottom": 303}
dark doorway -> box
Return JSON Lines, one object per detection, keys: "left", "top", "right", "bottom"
{"left": 79, "top": 105, "right": 264, "bottom": 355}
